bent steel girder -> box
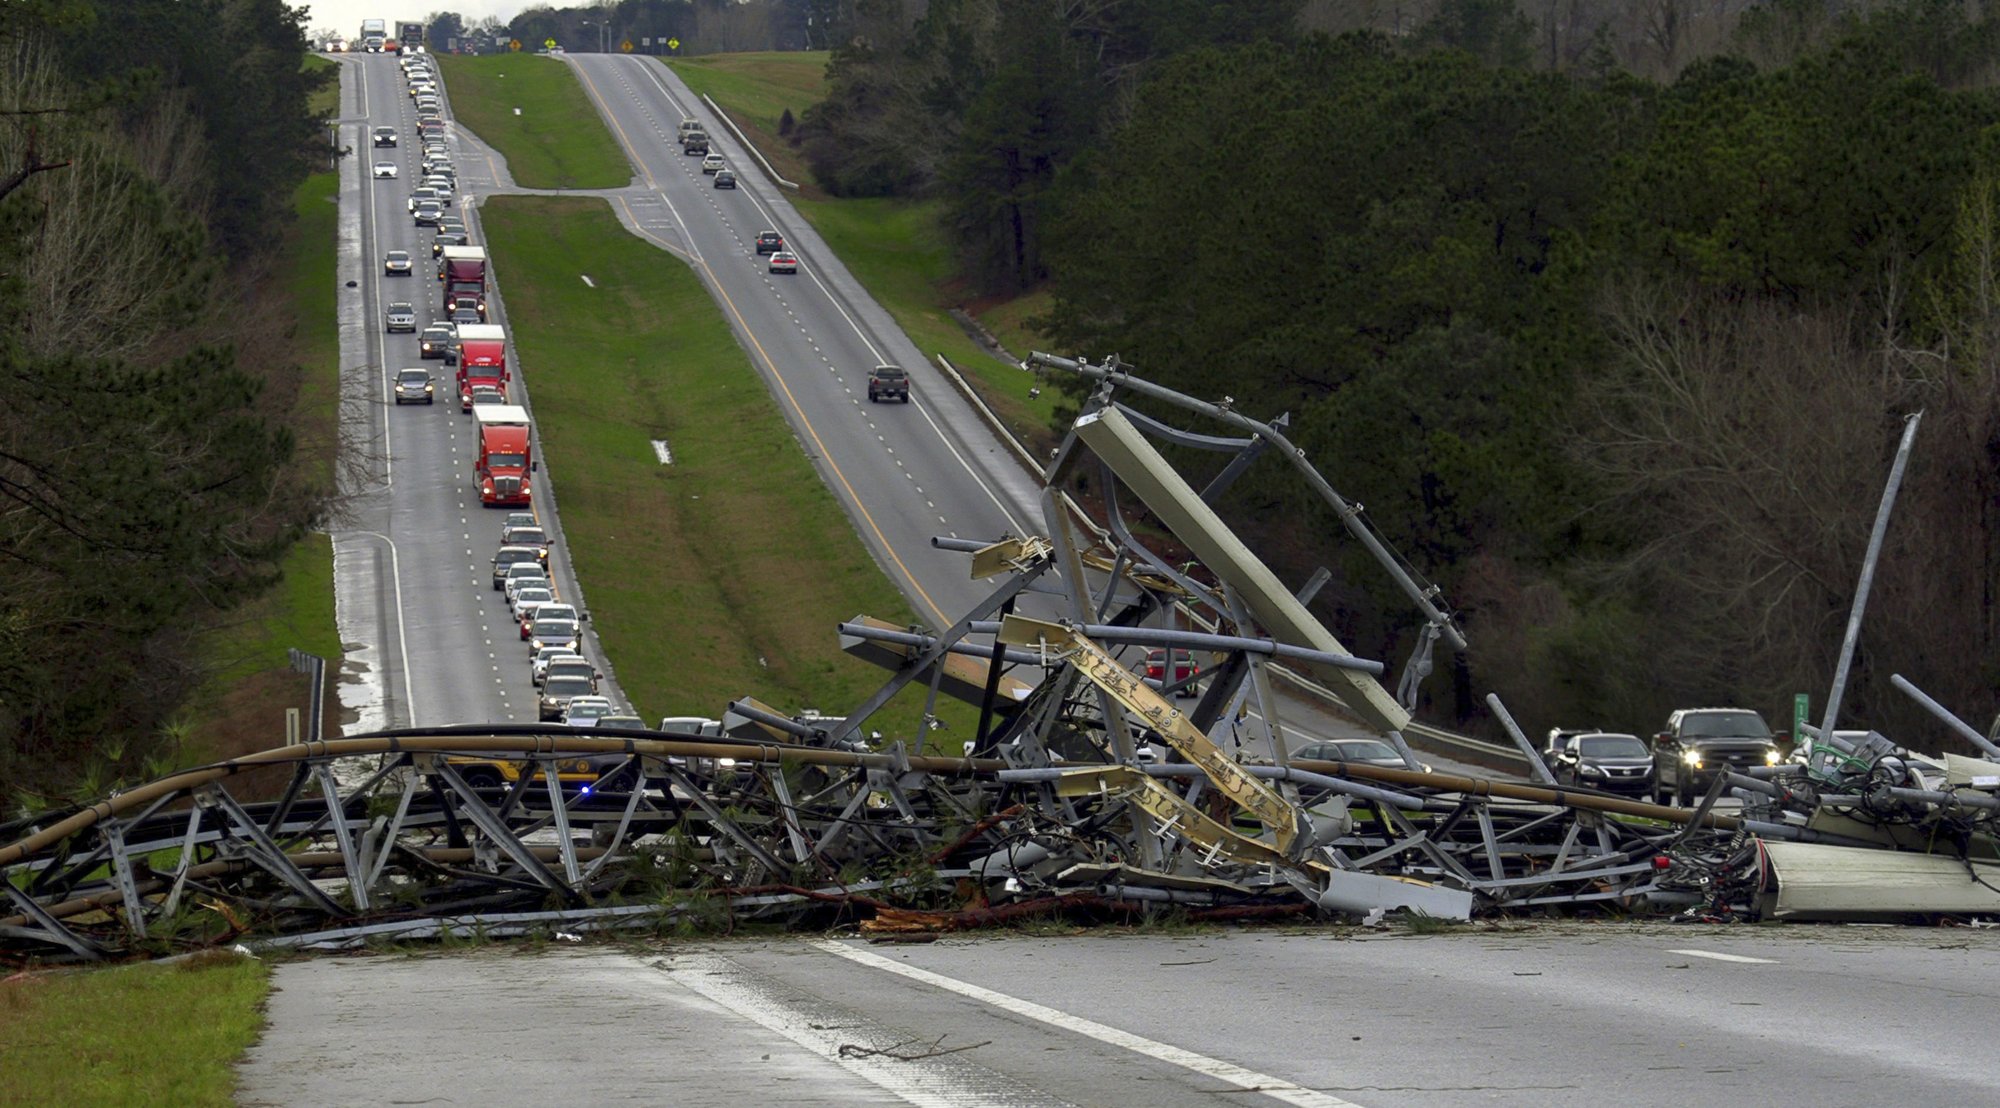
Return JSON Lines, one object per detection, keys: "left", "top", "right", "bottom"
{"left": 0, "top": 721, "right": 1754, "bottom": 962}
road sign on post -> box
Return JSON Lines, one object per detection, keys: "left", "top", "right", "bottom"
{"left": 1792, "top": 692, "right": 1809, "bottom": 750}
{"left": 544, "top": 37, "right": 556, "bottom": 50}
{"left": 667, "top": 37, "right": 679, "bottom": 51}
{"left": 509, "top": 38, "right": 521, "bottom": 51}
{"left": 620, "top": 39, "right": 633, "bottom": 52}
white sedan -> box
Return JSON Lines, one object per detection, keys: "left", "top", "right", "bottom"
{"left": 511, "top": 586, "right": 554, "bottom": 625}
{"left": 372, "top": 162, "right": 399, "bottom": 179}
{"left": 563, "top": 696, "right": 616, "bottom": 727}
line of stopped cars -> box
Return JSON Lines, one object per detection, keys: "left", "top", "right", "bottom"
{"left": 1542, "top": 705, "right": 1944, "bottom": 806}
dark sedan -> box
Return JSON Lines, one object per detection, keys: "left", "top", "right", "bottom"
{"left": 1552, "top": 732, "right": 1656, "bottom": 796}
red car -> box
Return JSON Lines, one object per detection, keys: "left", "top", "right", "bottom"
{"left": 1143, "top": 649, "right": 1200, "bottom": 697}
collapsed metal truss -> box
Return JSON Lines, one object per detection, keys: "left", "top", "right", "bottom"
{"left": 5, "top": 360, "right": 1992, "bottom": 961}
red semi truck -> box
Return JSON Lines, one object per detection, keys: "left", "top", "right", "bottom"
{"left": 438, "top": 245, "right": 488, "bottom": 320}
{"left": 474, "top": 405, "right": 533, "bottom": 507}
{"left": 452, "top": 323, "right": 507, "bottom": 410}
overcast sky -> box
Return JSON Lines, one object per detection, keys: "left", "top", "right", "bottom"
{"left": 296, "top": 2, "right": 523, "bottom": 40}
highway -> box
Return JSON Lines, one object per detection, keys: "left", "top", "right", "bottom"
{"left": 329, "top": 51, "right": 622, "bottom": 733}
{"left": 242, "top": 926, "right": 2000, "bottom": 1106}
{"left": 552, "top": 53, "right": 1451, "bottom": 763}
{"left": 245, "top": 53, "right": 1980, "bottom": 1108}
{"left": 561, "top": 53, "right": 1049, "bottom": 628}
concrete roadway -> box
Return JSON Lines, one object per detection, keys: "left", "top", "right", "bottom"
{"left": 240, "top": 925, "right": 2000, "bottom": 1106}
{"left": 327, "top": 51, "right": 625, "bottom": 735}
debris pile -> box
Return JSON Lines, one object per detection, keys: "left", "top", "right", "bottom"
{"left": 3, "top": 359, "right": 1992, "bottom": 962}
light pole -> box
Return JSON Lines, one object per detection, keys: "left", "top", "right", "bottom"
{"left": 579, "top": 18, "right": 609, "bottom": 53}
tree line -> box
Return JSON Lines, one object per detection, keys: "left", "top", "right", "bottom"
{"left": 800, "top": 0, "right": 2000, "bottom": 749}
{"left": 1, "top": 0, "right": 332, "bottom": 798}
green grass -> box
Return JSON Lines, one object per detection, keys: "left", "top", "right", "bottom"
{"left": 437, "top": 55, "right": 631, "bottom": 189}
{"left": 181, "top": 165, "right": 344, "bottom": 761}
{"left": 0, "top": 953, "right": 268, "bottom": 1106}
{"left": 671, "top": 53, "right": 1062, "bottom": 447}
{"left": 667, "top": 51, "right": 828, "bottom": 133}
{"left": 481, "top": 196, "right": 970, "bottom": 742}
{"left": 194, "top": 166, "right": 344, "bottom": 686}
{"left": 304, "top": 54, "right": 339, "bottom": 120}
{"left": 285, "top": 170, "right": 341, "bottom": 490}
{"left": 199, "top": 535, "right": 338, "bottom": 686}
{"left": 664, "top": 53, "right": 826, "bottom": 191}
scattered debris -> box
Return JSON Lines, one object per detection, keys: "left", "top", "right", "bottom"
{"left": 839, "top": 1036, "right": 990, "bottom": 1062}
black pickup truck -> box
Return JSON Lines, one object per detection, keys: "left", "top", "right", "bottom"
{"left": 1651, "top": 708, "right": 1782, "bottom": 806}
{"left": 867, "top": 364, "right": 910, "bottom": 403}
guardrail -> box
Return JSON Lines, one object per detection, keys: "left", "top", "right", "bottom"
{"left": 701, "top": 93, "right": 799, "bottom": 190}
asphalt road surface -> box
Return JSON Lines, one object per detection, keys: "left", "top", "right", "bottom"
{"left": 329, "top": 52, "right": 623, "bottom": 734}
{"left": 262, "top": 53, "right": 1967, "bottom": 1108}
{"left": 564, "top": 52, "right": 1048, "bottom": 628}
{"left": 240, "top": 925, "right": 2000, "bottom": 1106}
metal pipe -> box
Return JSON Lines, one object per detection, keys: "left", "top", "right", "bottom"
{"left": 725, "top": 700, "right": 823, "bottom": 740}
{"left": 998, "top": 763, "right": 1444, "bottom": 814}
{"left": 1487, "top": 694, "right": 1555, "bottom": 785}
{"left": 0, "top": 730, "right": 1013, "bottom": 867}
{"left": 964, "top": 620, "right": 1385, "bottom": 674}
{"left": 1891, "top": 673, "right": 2000, "bottom": 759}
{"left": 836, "top": 622, "right": 1043, "bottom": 666}
{"left": 1028, "top": 351, "right": 1467, "bottom": 651}
{"left": 1883, "top": 785, "right": 2000, "bottom": 812}
{"left": 1814, "top": 411, "right": 1922, "bottom": 756}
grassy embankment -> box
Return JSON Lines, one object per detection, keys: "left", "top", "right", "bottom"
{"left": 665, "top": 53, "right": 1063, "bottom": 453}
{"left": 185, "top": 55, "right": 344, "bottom": 765}
{"left": 482, "top": 197, "right": 969, "bottom": 742}
{"left": 184, "top": 54, "right": 344, "bottom": 767}
{"left": 437, "top": 54, "right": 631, "bottom": 189}
{"left": 0, "top": 954, "right": 269, "bottom": 1106}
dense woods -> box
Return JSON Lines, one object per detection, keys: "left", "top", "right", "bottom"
{"left": 798, "top": 0, "right": 2000, "bottom": 749}
{"left": 0, "top": 1, "right": 331, "bottom": 796}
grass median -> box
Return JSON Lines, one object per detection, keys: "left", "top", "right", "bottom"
{"left": 481, "top": 196, "right": 967, "bottom": 740}
{"left": 0, "top": 953, "right": 268, "bottom": 1106}
{"left": 437, "top": 55, "right": 630, "bottom": 189}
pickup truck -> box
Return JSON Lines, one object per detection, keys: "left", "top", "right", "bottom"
{"left": 1651, "top": 708, "right": 1782, "bottom": 806}
{"left": 867, "top": 364, "right": 909, "bottom": 403}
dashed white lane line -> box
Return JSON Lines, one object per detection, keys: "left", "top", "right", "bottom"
{"left": 813, "top": 941, "right": 1364, "bottom": 1108}
{"left": 1667, "top": 949, "right": 1777, "bottom": 965}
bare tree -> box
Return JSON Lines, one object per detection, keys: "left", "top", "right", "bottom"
{"left": 1558, "top": 272, "right": 2000, "bottom": 747}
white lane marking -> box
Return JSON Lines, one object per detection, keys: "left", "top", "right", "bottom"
{"left": 350, "top": 529, "right": 419, "bottom": 727}
{"left": 622, "top": 57, "right": 1040, "bottom": 549}
{"left": 1668, "top": 949, "right": 1777, "bottom": 965}
{"left": 814, "top": 941, "right": 1362, "bottom": 1108}
{"left": 659, "top": 952, "right": 1065, "bottom": 1108}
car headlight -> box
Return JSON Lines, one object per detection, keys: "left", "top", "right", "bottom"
{"left": 1681, "top": 749, "right": 1702, "bottom": 767}
{"left": 1765, "top": 749, "right": 1782, "bottom": 765}
{"left": 532, "top": 640, "right": 546, "bottom": 650}
{"left": 1580, "top": 764, "right": 1603, "bottom": 776}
